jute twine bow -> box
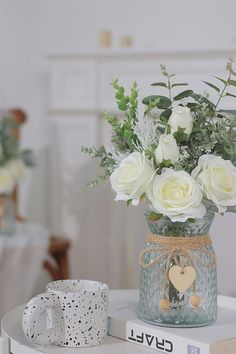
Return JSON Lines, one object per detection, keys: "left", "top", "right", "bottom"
{"left": 139, "top": 234, "right": 216, "bottom": 298}
{"left": 139, "top": 234, "right": 216, "bottom": 270}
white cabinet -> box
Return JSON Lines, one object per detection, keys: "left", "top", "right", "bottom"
{"left": 50, "top": 115, "right": 98, "bottom": 238}
{"left": 48, "top": 48, "right": 236, "bottom": 288}
{"left": 49, "top": 60, "right": 97, "bottom": 110}
{"left": 98, "top": 60, "right": 160, "bottom": 110}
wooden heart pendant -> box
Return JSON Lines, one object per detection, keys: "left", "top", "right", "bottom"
{"left": 169, "top": 265, "right": 196, "bottom": 293}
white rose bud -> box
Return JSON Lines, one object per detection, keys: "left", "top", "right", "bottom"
{"left": 169, "top": 106, "right": 193, "bottom": 136}
{"left": 192, "top": 154, "right": 236, "bottom": 213}
{"left": 148, "top": 168, "right": 206, "bottom": 222}
{"left": 155, "top": 134, "right": 180, "bottom": 164}
{"left": 110, "top": 152, "right": 154, "bottom": 206}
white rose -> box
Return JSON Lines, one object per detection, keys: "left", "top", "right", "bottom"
{"left": 148, "top": 168, "right": 206, "bottom": 222}
{"left": 192, "top": 154, "right": 236, "bottom": 213}
{"left": 169, "top": 106, "right": 193, "bottom": 136}
{"left": 0, "top": 168, "right": 15, "bottom": 194}
{"left": 110, "top": 152, "right": 154, "bottom": 206}
{"left": 7, "top": 159, "right": 26, "bottom": 182}
{"left": 155, "top": 134, "right": 180, "bottom": 164}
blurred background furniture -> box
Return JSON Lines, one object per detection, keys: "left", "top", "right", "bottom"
{"left": 43, "top": 237, "right": 70, "bottom": 280}
{"left": 0, "top": 221, "right": 49, "bottom": 318}
{"left": 10, "top": 109, "right": 71, "bottom": 281}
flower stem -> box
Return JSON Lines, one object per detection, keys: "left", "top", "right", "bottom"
{"left": 167, "top": 77, "right": 172, "bottom": 101}
{"left": 215, "top": 73, "right": 231, "bottom": 111}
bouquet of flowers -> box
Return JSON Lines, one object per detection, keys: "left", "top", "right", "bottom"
{"left": 82, "top": 58, "right": 236, "bottom": 223}
{"left": 0, "top": 114, "right": 34, "bottom": 195}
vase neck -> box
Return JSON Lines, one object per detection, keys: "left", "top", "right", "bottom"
{"left": 145, "top": 212, "right": 215, "bottom": 237}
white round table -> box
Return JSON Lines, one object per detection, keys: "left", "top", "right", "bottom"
{"left": 1, "top": 290, "right": 153, "bottom": 354}
{"left": 0, "top": 222, "right": 49, "bottom": 319}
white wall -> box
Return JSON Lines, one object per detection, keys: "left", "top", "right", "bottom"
{"left": 0, "top": 0, "right": 236, "bottom": 294}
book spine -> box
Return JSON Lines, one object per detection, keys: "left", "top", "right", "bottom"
{"left": 108, "top": 318, "right": 210, "bottom": 354}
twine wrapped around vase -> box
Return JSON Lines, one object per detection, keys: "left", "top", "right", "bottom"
{"left": 139, "top": 234, "right": 216, "bottom": 270}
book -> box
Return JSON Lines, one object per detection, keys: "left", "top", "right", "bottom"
{"left": 108, "top": 290, "right": 236, "bottom": 354}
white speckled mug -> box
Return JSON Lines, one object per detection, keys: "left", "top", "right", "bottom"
{"left": 22, "top": 279, "right": 109, "bottom": 348}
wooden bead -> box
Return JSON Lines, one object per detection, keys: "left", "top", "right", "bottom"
{"left": 189, "top": 294, "right": 201, "bottom": 307}
{"left": 159, "top": 298, "right": 170, "bottom": 311}
{"left": 0, "top": 201, "right": 4, "bottom": 217}
{"left": 0, "top": 205, "right": 4, "bottom": 217}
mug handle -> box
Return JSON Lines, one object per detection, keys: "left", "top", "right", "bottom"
{"left": 22, "top": 293, "right": 62, "bottom": 346}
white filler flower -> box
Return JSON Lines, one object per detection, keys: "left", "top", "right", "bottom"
{"left": 0, "top": 168, "right": 15, "bottom": 194}
{"left": 148, "top": 168, "right": 206, "bottom": 222}
{"left": 192, "top": 154, "right": 236, "bottom": 213}
{"left": 155, "top": 134, "right": 180, "bottom": 164}
{"left": 168, "top": 106, "right": 193, "bottom": 136}
{"left": 7, "top": 159, "right": 26, "bottom": 182}
{"left": 110, "top": 152, "right": 154, "bottom": 206}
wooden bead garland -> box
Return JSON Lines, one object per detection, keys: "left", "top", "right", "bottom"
{"left": 189, "top": 293, "right": 201, "bottom": 308}
{"left": 159, "top": 297, "right": 170, "bottom": 311}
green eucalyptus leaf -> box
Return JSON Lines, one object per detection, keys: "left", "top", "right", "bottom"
{"left": 142, "top": 95, "right": 159, "bottom": 104}
{"left": 225, "top": 92, "right": 236, "bottom": 98}
{"left": 166, "top": 125, "right": 171, "bottom": 134}
{"left": 151, "top": 82, "right": 168, "bottom": 88}
{"left": 115, "top": 91, "right": 124, "bottom": 100}
{"left": 202, "top": 98, "right": 216, "bottom": 108}
{"left": 160, "top": 109, "right": 172, "bottom": 122}
{"left": 142, "top": 95, "right": 171, "bottom": 109}
{"left": 171, "top": 83, "right": 188, "bottom": 88}
{"left": 173, "top": 90, "right": 193, "bottom": 101}
{"left": 228, "top": 79, "right": 236, "bottom": 87}
{"left": 212, "top": 75, "right": 227, "bottom": 85}
{"left": 191, "top": 93, "right": 200, "bottom": 101}
{"left": 186, "top": 102, "right": 198, "bottom": 109}
{"left": 191, "top": 93, "right": 215, "bottom": 108}
{"left": 118, "top": 102, "right": 128, "bottom": 111}
{"left": 124, "top": 130, "right": 131, "bottom": 138}
{"left": 202, "top": 81, "right": 220, "bottom": 93}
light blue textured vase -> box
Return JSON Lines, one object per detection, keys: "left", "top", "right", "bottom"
{"left": 138, "top": 211, "right": 217, "bottom": 327}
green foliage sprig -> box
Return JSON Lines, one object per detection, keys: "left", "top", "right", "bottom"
{"left": 82, "top": 59, "right": 236, "bottom": 185}
{"left": 0, "top": 116, "right": 34, "bottom": 167}
{"left": 81, "top": 145, "right": 115, "bottom": 186}
{"left": 112, "top": 79, "right": 138, "bottom": 119}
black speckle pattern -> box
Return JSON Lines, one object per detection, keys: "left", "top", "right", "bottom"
{"left": 22, "top": 279, "right": 109, "bottom": 348}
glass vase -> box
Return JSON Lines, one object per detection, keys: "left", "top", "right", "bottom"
{"left": 0, "top": 195, "right": 16, "bottom": 235}
{"left": 138, "top": 211, "right": 217, "bottom": 327}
